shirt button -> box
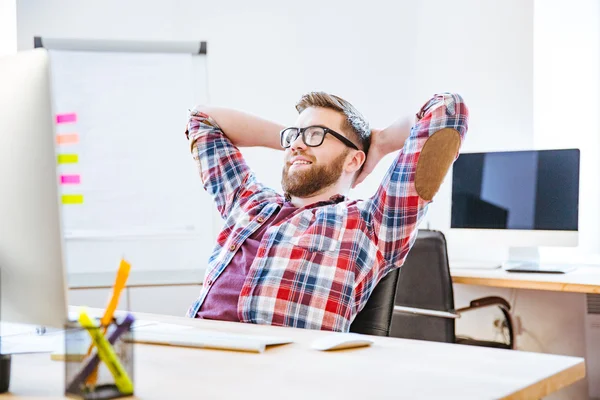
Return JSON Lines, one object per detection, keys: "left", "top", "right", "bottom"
{"left": 207, "top": 280, "right": 213, "bottom": 286}
{"left": 257, "top": 217, "right": 265, "bottom": 223}
{"left": 229, "top": 244, "right": 236, "bottom": 251}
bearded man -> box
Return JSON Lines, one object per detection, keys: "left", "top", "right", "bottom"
{"left": 184, "top": 92, "right": 469, "bottom": 332}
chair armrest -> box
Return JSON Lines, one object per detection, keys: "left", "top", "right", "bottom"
{"left": 393, "top": 305, "right": 459, "bottom": 319}
{"left": 456, "top": 296, "right": 511, "bottom": 313}
{"left": 456, "top": 296, "right": 516, "bottom": 349}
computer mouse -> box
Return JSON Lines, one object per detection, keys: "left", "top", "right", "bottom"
{"left": 310, "top": 333, "right": 374, "bottom": 351}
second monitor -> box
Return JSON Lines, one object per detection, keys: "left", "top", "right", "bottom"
{"left": 450, "top": 148, "right": 580, "bottom": 269}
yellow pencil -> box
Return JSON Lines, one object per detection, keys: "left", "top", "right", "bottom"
{"left": 85, "top": 258, "right": 131, "bottom": 385}
{"left": 101, "top": 258, "right": 131, "bottom": 327}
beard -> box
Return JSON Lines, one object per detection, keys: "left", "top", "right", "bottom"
{"left": 281, "top": 149, "right": 349, "bottom": 198}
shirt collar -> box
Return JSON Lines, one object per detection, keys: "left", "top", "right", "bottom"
{"left": 283, "top": 193, "right": 346, "bottom": 209}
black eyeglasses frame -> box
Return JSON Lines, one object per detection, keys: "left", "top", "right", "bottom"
{"left": 279, "top": 125, "right": 359, "bottom": 151}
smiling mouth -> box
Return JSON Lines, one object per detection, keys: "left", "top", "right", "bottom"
{"left": 288, "top": 159, "right": 313, "bottom": 170}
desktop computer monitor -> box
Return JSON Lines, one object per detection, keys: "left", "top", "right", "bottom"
{"left": 449, "top": 148, "right": 580, "bottom": 266}
{"left": 0, "top": 49, "right": 68, "bottom": 328}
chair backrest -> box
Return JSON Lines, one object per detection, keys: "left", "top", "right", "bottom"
{"left": 349, "top": 267, "right": 400, "bottom": 336}
{"left": 389, "top": 229, "right": 456, "bottom": 343}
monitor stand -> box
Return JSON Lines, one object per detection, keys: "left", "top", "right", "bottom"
{"left": 503, "top": 246, "right": 576, "bottom": 273}
{"left": 504, "top": 246, "right": 541, "bottom": 268}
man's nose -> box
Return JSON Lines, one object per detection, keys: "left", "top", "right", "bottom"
{"left": 290, "top": 133, "right": 306, "bottom": 152}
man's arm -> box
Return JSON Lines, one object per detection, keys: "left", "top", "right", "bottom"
{"left": 353, "top": 116, "right": 413, "bottom": 188}
{"left": 191, "top": 106, "right": 284, "bottom": 150}
{"left": 360, "top": 93, "right": 469, "bottom": 269}
{"left": 185, "top": 106, "right": 284, "bottom": 219}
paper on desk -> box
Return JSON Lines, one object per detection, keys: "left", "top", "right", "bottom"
{"left": 0, "top": 333, "right": 63, "bottom": 355}
{"left": 0, "top": 322, "right": 40, "bottom": 337}
{"left": 131, "top": 321, "right": 193, "bottom": 332}
{"left": 0, "top": 321, "right": 66, "bottom": 355}
{"left": 0, "top": 319, "right": 192, "bottom": 356}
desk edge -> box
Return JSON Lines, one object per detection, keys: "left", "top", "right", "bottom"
{"left": 452, "top": 275, "right": 600, "bottom": 294}
{"left": 500, "top": 360, "right": 586, "bottom": 400}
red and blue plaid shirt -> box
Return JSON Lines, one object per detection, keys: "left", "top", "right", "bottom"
{"left": 185, "top": 93, "right": 469, "bottom": 332}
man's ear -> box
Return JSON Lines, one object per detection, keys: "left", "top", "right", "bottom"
{"left": 346, "top": 150, "right": 366, "bottom": 174}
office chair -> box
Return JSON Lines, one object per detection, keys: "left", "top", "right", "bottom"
{"left": 350, "top": 268, "right": 400, "bottom": 336}
{"left": 390, "top": 229, "right": 515, "bottom": 349}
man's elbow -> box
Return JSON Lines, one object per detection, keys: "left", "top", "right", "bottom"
{"left": 439, "top": 92, "right": 468, "bottom": 120}
{"left": 433, "top": 92, "right": 469, "bottom": 144}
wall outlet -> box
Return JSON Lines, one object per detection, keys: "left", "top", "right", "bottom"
{"left": 513, "top": 315, "right": 523, "bottom": 336}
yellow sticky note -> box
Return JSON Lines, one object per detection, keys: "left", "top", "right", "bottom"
{"left": 62, "top": 195, "right": 84, "bottom": 204}
{"left": 57, "top": 154, "right": 79, "bottom": 164}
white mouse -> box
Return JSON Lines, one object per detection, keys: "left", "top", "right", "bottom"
{"left": 310, "top": 333, "right": 374, "bottom": 351}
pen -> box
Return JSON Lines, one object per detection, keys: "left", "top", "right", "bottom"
{"left": 67, "top": 313, "right": 135, "bottom": 394}
{"left": 101, "top": 258, "right": 131, "bottom": 327}
{"left": 78, "top": 310, "right": 134, "bottom": 394}
{"left": 85, "top": 258, "right": 131, "bottom": 384}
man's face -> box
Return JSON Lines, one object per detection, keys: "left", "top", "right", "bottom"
{"left": 281, "top": 107, "right": 353, "bottom": 198}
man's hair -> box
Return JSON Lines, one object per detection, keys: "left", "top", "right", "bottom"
{"left": 295, "top": 92, "right": 371, "bottom": 155}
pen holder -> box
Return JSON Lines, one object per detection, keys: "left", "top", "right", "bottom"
{"left": 64, "top": 318, "right": 134, "bottom": 399}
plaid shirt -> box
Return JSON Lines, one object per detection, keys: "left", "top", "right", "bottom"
{"left": 185, "top": 93, "right": 469, "bottom": 332}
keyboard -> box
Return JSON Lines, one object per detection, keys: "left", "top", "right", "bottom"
{"left": 131, "top": 324, "right": 293, "bottom": 353}
{"left": 504, "top": 263, "right": 577, "bottom": 274}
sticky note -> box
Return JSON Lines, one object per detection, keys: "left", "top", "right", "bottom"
{"left": 56, "top": 133, "right": 79, "bottom": 145}
{"left": 62, "top": 195, "right": 84, "bottom": 205}
{"left": 60, "top": 175, "right": 81, "bottom": 185}
{"left": 57, "top": 154, "right": 78, "bottom": 164}
{"left": 56, "top": 113, "right": 77, "bottom": 124}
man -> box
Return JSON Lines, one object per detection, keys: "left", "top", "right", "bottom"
{"left": 184, "top": 92, "right": 469, "bottom": 332}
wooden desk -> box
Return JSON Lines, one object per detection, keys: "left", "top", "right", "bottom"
{"left": 1, "top": 311, "right": 586, "bottom": 399}
{"left": 451, "top": 265, "right": 600, "bottom": 294}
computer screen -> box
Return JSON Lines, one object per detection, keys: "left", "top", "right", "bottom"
{"left": 0, "top": 49, "right": 68, "bottom": 329}
{"left": 451, "top": 149, "right": 579, "bottom": 231}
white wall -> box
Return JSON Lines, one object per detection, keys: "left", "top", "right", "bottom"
{"left": 534, "top": 0, "right": 600, "bottom": 262}
{"left": 16, "top": 0, "right": 534, "bottom": 203}
{"left": 0, "top": 0, "right": 17, "bottom": 56}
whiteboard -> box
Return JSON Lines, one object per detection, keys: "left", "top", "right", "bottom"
{"left": 42, "top": 39, "right": 213, "bottom": 274}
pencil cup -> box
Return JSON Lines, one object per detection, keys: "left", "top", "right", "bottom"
{"left": 64, "top": 317, "right": 134, "bottom": 399}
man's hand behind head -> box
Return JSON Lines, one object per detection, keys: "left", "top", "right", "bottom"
{"left": 352, "top": 117, "right": 413, "bottom": 188}
{"left": 352, "top": 128, "right": 384, "bottom": 188}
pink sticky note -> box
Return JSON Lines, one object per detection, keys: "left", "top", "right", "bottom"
{"left": 60, "top": 174, "right": 81, "bottom": 185}
{"left": 56, "top": 113, "right": 77, "bottom": 124}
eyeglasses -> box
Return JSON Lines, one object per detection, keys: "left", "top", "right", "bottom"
{"left": 280, "top": 125, "right": 359, "bottom": 150}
